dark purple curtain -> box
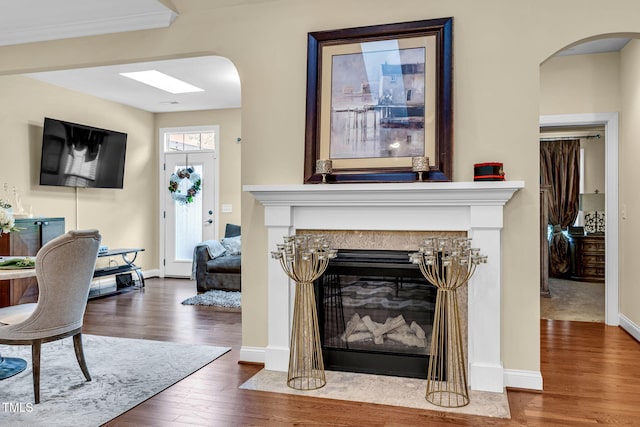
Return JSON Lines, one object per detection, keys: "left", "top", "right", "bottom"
{"left": 540, "top": 139, "right": 580, "bottom": 277}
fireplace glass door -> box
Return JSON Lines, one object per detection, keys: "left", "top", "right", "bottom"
{"left": 315, "top": 249, "right": 438, "bottom": 379}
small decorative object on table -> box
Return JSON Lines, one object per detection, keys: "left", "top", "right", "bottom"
{"left": 0, "top": 202, "right": 18, "bottom": 235}
{"left": 410, "top": 237, "right": 487, "bottom": 407}
{"left": 473, "top": 162, "right": 505, "bottom": 181}
{"left": 315, "top": 159, "right": 333, "bottom": 183}
{"left": 412, "top": 156, "right": 430, "bottom": 181}
{"left": 271, "top": 235, "right": 337, "bottom": 390}
{"left": 584, "top": 211, "right": 605, "bottom": 234}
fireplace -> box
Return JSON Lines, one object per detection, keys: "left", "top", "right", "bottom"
{"left": 245, "top": 181, "right": 523, "bottom": 392}
{"left": 316, "top": 249, "right": 438, "bottom": 378}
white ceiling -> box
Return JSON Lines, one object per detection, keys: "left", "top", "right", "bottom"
{"left": 0, "top": 0, "right": 178, "bottom": 47}
{"left": 25, "top": 56, "right": 242, "bottom": 113}
{"left": 2, "top": 0, "right": 242, "bottom": 113}
{"left": 0, "top": 2, "right": 631, "bottom": 113}
{"left": 556, "top": 37, "right": 631, "bottom": 56}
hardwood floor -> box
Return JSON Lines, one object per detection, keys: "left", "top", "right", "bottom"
{"left": 84, "top": 278, "right": 640, "bottom": 426}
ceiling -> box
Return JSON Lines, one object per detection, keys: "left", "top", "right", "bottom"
{"left": 0, "top": 1, "right": 631, "bottom": 113}
{"left": 2, "top": 0, "right": 242, "bottom": 113}
{"left": 25, "top": 56, "right": 242, "bottom": 113}
{"left": 556, "top": 37, "right": 631, "bottom": 56}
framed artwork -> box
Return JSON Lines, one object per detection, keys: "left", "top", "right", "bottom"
{"left": 304, "top": 18, "right": 453, "bottom": 183}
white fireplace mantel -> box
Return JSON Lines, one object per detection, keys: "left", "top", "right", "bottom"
{"left": 244, "top": 181, "right": 524, "bottom": 393}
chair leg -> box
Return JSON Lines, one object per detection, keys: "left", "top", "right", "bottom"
{"left": 73, "top": 333, "right": 91, "bottom": 382}
{"left": 32, "top": 340, "right": 41, "bottom": 404}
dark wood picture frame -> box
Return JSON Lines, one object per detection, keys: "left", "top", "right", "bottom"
{"left": 304, "top": 17, "right": 453, "bottom": 184}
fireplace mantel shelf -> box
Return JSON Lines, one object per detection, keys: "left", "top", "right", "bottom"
{"left": 244, "top": 181, "right": 524, "bottom": 207}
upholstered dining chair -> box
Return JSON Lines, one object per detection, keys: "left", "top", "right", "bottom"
{"left": 0, "top": 229, "right": 101, "bottom": 404}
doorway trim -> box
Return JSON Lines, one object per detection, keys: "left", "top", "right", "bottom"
{"left": 540, "top": 112, "right": 619, "bottom": 326}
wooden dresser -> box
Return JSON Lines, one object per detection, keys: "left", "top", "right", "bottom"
{"left": 570, "top": 233, "right": 605, "bottom": 283}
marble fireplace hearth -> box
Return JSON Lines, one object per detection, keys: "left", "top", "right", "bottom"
{"left": 245, "top": 181, "right": 524, "bottom": 393}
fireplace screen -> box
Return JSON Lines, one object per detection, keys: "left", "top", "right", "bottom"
{"left": 315, "top": 249, "right": 438, "bottom": 379}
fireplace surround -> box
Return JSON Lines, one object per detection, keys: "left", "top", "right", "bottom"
{"left": 245, "top": 181, "right": 523, "bottom": 393}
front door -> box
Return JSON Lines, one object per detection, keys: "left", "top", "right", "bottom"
{"left": 164, "top": 152, "right": 216, "bottom": 277}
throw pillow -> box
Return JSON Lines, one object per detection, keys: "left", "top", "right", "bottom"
{"left": 201, "top": 240, "right": 226, "bottom": 259}
{"left": 224, "top": 223, "right": 241, "bottom": 238}
{"left": 221, "top": 235, "right": 241, "bottom": 255}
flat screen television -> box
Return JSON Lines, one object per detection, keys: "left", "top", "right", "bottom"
{"left": 39, "top": 117, "right": 127, "bottom": 189}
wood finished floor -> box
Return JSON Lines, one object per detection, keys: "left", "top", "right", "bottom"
{"left": 83, "top": 278, "right": 640, "bottom": 426}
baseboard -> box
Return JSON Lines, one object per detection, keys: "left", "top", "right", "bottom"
{"left": 504, "top": 369, "right": 543, "bottom": 390}
{"left": 143, "top": 269, "right": 160, "bottom": 279}
{"left": 620, "top": 314, "right": 640, "bottom": 343}
{"left": 240, "top": 346, "right": 265, "bottom": 364}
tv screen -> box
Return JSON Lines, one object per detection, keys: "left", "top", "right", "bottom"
{"left": 39, "top": 117, "right": 127, "bottom": 189}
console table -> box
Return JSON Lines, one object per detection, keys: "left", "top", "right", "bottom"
{"left": 90, "top": 248, "right": 145, "bottom": 298}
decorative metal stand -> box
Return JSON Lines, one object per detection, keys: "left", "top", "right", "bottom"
{"left": 410, "top": 237, "right": 487, "bottom": 407}
{"left": 272, "top": 235, "right": 337, "bottom": 390}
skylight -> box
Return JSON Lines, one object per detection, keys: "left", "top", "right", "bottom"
{"left": 119, "top": 70, "right": 204, "bottom": 94}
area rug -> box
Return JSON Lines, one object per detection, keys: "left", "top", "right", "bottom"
{"left": 240, "top": 369, "right": 511, "bottom": 419}
{"left": 181, "top": 289, "right": 241, "bottom": 308}
{"left": 0, "top": 335, "right": 230, "bottom": 426}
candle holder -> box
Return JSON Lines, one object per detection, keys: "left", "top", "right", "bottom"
{"left": 315, "top": 159, "right": 333, "bottom": 183}
{"left": 271, "top": 235, "right": 337, "bottom": 390}
{"left": 409, "top": 237, "right": 487, "bottom": 407}
{"left": 412, "top": 156, "right": 430, "bottom": 181}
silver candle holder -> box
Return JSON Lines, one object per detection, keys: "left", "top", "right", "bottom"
{"left": 315, "top": 159, "right": 333, "bottom": 183}
{"left": 412, "top": 156, "right": 430, "bottom": 181}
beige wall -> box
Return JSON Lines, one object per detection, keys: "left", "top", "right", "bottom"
{"left": 582, "top": 137, "right": 606, "bottom": 196}
{"left": 155, "top": 109, "right": 242, "bottom": 237}
{"left": 540, "top": 52, "right": 621, "bottom": 114}
{"left": 620, "top": 39, "right": 640, "bottom": 326}
{"left": 2, "top": 0, "right": 640, "bottom": 376}
{"left": 0, "top": 75, "right": 157, "bottom": 270}
{"left": 0, "top": 76, "right": 242, "bottom": 271}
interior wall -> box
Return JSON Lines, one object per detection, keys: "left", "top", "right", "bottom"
{"left": 2, "top": 0, "right": 640, "bottom": 378}
{"left": 0, "top": 75, "right": 156, "bottom": 269}
{"left": 155, "top": 108, "right": 242, "bottom": 237}
{"left": 540, "top": 52, "right": 621, "bottom": 114}
{"left": 582, "top": 136, "right": 606, "bottom": 195}
{"left": 620, "top": 39, "right": 640, "bottom": 326}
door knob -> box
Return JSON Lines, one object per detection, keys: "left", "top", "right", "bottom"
{"left": 204, "top": 219, "right": 213, "bottom": 224}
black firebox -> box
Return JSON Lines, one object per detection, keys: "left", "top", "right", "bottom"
{"left": 315, "top": 249, "right": 439, "bottom": 379}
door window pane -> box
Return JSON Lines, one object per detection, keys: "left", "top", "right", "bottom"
{"left": 174, "top": 163, "right": 203, "bottom": 261}
{"left": 165, "top": 132, "right": 216, "bottom": 152}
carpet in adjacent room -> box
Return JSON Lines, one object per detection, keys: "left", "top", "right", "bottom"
{"left": 541, "top": 278, "right": 604, "bottom": 322}
{"left": 0, "top": 335, "right": 230, "bottom": 426}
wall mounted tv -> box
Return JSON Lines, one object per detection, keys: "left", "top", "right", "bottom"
{"left": 39, "top": 117, "right": 127, "bottom": 189}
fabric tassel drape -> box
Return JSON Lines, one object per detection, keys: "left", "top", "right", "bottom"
{"left": 540, "top": 139, "right": 580, "bottom": 277}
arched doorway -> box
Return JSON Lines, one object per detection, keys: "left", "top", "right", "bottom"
{"left": 539, "top": 35, "right": 639, "bottom": 328}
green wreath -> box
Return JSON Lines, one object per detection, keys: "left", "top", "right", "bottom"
{"left": 168, "top": 167, "right": 201, "bottom": 205}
